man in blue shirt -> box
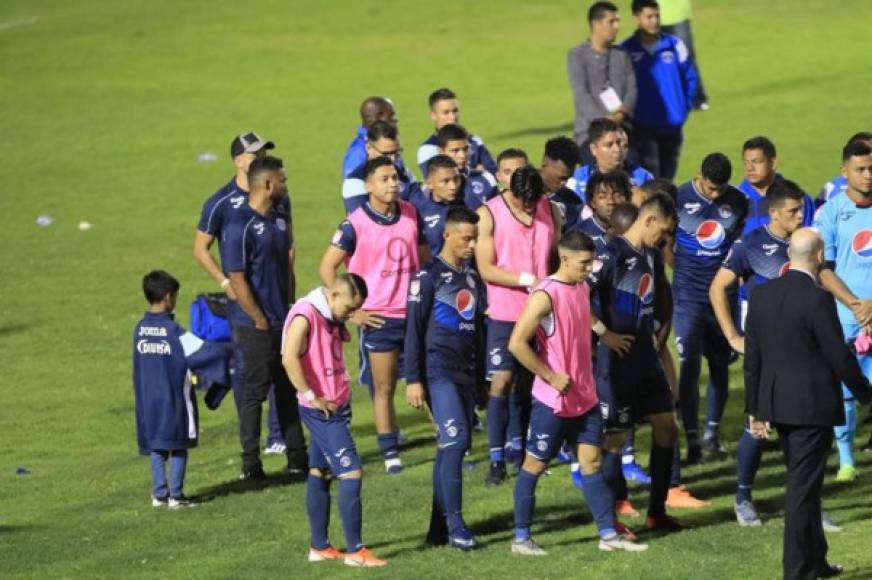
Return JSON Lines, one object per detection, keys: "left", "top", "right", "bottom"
{"left": 343, "top": 121, "right": 419, "bottom": 214}
{"left": 738, "top": 136, "right": 815, "bottom": 235}
{"left": 417, "top": 88, "right": 496, "bottom": 177}
{"left": 818, "top": 132, "right": 872, "bottom": 204}
{"left": 433, "top": 124, "right": 498, "bottom": 210}
{"left": 223, "top": 156, "right": 307, "bottom": 480}
{"left": 622, "top": 0, "right": 699, "bottom": 180}
{"left": 342, "top": 96, "right": 397, "bottom": 178}
{"left": 813, "top": 141, "right": 872, "bottom": 482}
{"left": 568, "top": 118, "right": 653, "bottom": 205}
{"left": 673, "top": 153, "right": 747, "bottom": 463}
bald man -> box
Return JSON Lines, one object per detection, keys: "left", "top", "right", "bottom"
{"left": 342, "top": 96, "right": 398, "bottom": 177}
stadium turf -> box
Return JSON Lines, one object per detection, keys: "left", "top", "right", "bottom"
{"left": 1, "top": 0, "right": 871, "bottom": 577}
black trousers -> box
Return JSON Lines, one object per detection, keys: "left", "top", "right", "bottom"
{"left": 634, "top": 126, "right": 683, "bottom": 180}
{"left": 776, "top": 424, "right": 832, "bottom": 580}
{"left": 234, "top": 326, "right": 307, "bottom": 472}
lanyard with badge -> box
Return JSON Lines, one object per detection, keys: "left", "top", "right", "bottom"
{"left": 597, "top": 50, "right": 623, "bottom": 113}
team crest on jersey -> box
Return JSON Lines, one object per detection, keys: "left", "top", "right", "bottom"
{"left": 253, "top": 222, "right": 265, "bottom": 236}
{"left": 638, "top": 273, "right": 654, "bottom": 305}
{"left": 661, "top": 51, "right": 674, "bottom": 64}
{"left": 472, "top": 181, "right": 484, "bottom": 195}
{"left": 852, "top": 230, "right": 872, "bottom": 258}
{"left": 779, "top": 261, "right": 791, "bottom": 276}
{"left": 718, "top": 205, "right": 733, "bottom": 219}
{"left": 455, "top": 289, "right": 476, "bottom": 321}
{"left": 276, "top": 218, "right": 287, "bottom": 231}
{"left": 410, "top": 280, "right": 420, "bottom": 296}
{"left": 696, "top": 220, "right": 726, "bottom": 249}
{"left": 230, "top": 195, "right": 245, "bottom": 209}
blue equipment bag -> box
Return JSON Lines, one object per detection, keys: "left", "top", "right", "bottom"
{"left": 190, "top": 293, "right": 232, "bottom": 342}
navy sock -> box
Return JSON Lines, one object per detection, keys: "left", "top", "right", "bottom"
{"left": 601, "top": 451, "right": 627, "bottom": 502}
{"left": 306, "top": 475, "right": 332, "bottom": 549}
{"left": 580, "top": 471, "right": 617, "bottom": 538}
{"left": 440, "top": 447, "right": 466, "bottom": 534}
{"left": 648, "top": 445, "right": 674, "bottom": 517}
{"left": 377, "top": 432, "right": 399, "bottom": 460}
{"left": 487, "top": 395, "right": 509, "bottom": 462}
{"left": 736, "top": 430, "right": 764, "bottom": 503}
{"left": 705, "top": 362, "right": 729, "bottom": 430}
{"left": 338, "top": 478, "right": 363, "bottom": 552}
{"left": 670, "top": 444, "right": 682, "bottom": 487}
{"left": 508, "top": 388, "right": 526, "bottom": 446}
{"left": 678, "top": 356, "right": 702, "bottom": 444}
{"left": 513, "top": 468, "right": 539, "bottom": 540}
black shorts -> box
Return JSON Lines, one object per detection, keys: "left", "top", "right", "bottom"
{"left": 595, "top": 344, "right": 673, "bottom": 431}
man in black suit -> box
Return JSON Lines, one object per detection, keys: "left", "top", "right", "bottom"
{"left": 745, "top": 228, "right": 872, "bottom": 580}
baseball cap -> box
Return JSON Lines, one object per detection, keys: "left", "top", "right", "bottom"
{"left": 230, "top": 132, "right": 275, "bottom": 158}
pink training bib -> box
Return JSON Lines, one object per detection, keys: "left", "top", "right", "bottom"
{"left": 531, "top": 277, "right": 598, "bottom": 418}
{"left": 484, "top": 195, "right": 556, "bottom": 322}
{"left": 346, "top": 201, "right": 420, "bottom": 318}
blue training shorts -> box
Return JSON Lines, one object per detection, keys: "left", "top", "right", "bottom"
{"left": 525, "top": 398, "right": 603, "bottom": 461}
{"left": 300, "top": 404, "right": 361, "bottom": 477}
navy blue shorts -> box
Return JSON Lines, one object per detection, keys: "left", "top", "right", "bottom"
{"left": 427, "top": 377, "right": 476, "bottom": 450}
{"left": 300, "top": 404, "right": 361, "bottom": 477}
{"left": 358, "top": 317, "right": 406, "bottom": 387}
{"left": 525, "top": 398, "right": 603, "bottom": 461}
{"left": 673, "top": 301, "right": 732, "bottom": 365}
{"left": 596, "top": 345, "right": 673, "bottom": 431}
{"left": 486, "top": 319, "right": 518, "bottom": 378}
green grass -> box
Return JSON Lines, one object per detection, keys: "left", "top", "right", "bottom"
{"left": 1, "top": 0, "right": 871, "bottom": 578}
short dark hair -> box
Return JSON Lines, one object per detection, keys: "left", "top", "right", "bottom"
{"left": 247, "top": 155, "right": 284, "bottom": 186}
{"left": 588, "top": 117, "right": 621, "bottom": 145}
{"left": 611, "top": 203, "right": 640, "bottom": 234}
{"left": 436, "top": 124, "right": 469, "bottom": 149}
{"left": 588, "top": 1, "right": 619, "bottom": 23}
{"left": 428, "top": 88, "right": 457, "bottom": 109}
{"left": 742, "top": 136, "right": 776, "bottom": 160}
{"left": 497, "top": 148, "right": 528, "bottom": 166}
{"left": 640, "top": 177, "right": 677, "bottom": 201}
{"left": 142, "top": 270, "right": 180, "bottom": 304}
{"left": 767, "top": 178, "right": 805, "bottom": 208}
{"left": 544, "top": 136, "right": 581, "bottom": 170}
{"left": 847, "top": 131, "right": 872, "bottom": 146}
{"left": 631, "top": 0, "right": 659, "bottom": 15}
{"left": 701, "top": 153, "right": 732, "bottom": 186}
{"left": 639, "top": 192, "right": 676, "bottom": 221}
{"left": 338, "top": 272, "right": 368, "bottom": 303}
{"left": 559, "top": 229, "right": 596, "bottom": 252}
{"left": 367, "top": 120, "right": 398, "bottom": 142}
{"left": 445, "top": 205, "right": 480, "bottom": 227}
{"left": 586, "top": 170, "right": 631, "bottom": 206}
{"left": 364, "top": 156, "right": 395, "bottom": 179}
{"left": 843, "top": 141, "right": 872, "bottom": 163}
{"left": 427, "top": 154, "right": 458, "bottom": 175}
{"left": 360, "top": 96, "right": 394, "bottom": 128}
{"left": 510, "top": 165, "right": 545, "bottom": 205}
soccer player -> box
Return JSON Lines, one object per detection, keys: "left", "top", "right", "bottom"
{"left": 622, "top": 0, "right": 699, "bottom": 179}
{"left": 495, "top": 148, "right": 530, "bottom": 192}
{"left": 342, "top": 96, "right": 397, "bottom": 178}
{"left": 539, "top": 136, "right": 583, "bottom": 230}
{"left": 405, "top": 206, "right": 487, "bottom": 550}
{"left": 673, "top": 153, "right": 748, "bottom": 463}
{"left": 818, "top": 132, "right": 872, "bottom": 204}
{"left": 320, "top": 156, "right": 429, "bottom": 473}
{"left": 738, "top": 136, "right": 815, "bottom": 235}
{"left": 223, "top": 156, "right": 308, "bottom": 480}
{"left": 343, "top": 121, "right": 419, "bottom": 213}
{"left": 590, "top": 193, "right": 685, "bottom": 531}
{"left": 813, "top": 141, "right": 872, "bottom": 481}
{"left": 568, "top": 118, "right": 653, "bottom": 204}
{"left": 410, "top": 155, "right": 465, "bottom": 255}
{"left": 435, "top": 124, "right": 498, "bottom": 209}
{"left": 709, "top": 180, "right": 805, "bottom": 526}
{"left": 282, "top": 274, "right": 386, "bottom": 567}
{"left": 569, "top": 170, "right": 631, "bottom": 251}
{"left": 476, "top": 166, "right": 561, "bottom": 485}
{"left": 418, "top": 88, "right": 497, "bottom": 176}
{"left": 509, "top": 230, "right": 648, "bottom": 555}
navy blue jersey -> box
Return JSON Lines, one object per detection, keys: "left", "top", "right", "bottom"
{"left": 674, "top": 180, "right": 748, "bottom": 304}
{"left": 409, "top": 189, "right": 465, "bottom": 255}
{"left": 132, "top": 312, "right": 199, "bottom": 454}
{"left": 722, "top": 225, "right": 790, "bottom": 299}
{"left": 462, "top": 171, "right": 498, "bottom": 210}
{"left": 737, "top": 175, "right": 814, "bottom": 235}
{"left": 570, "top": 215, "right": 610, "bottom": 254}
{"left": 590, "top": 236, "right": 664, "bottom": 343}
{"left": 417, "top": 132, "right": 497, "bottom": 177}
{"left": 342, "top": 160, "right": 420, "bottom": 214}
{"left": 404, "top": 257, "right": 487, "bottom": 386}
{"left": 198, "top": 178, "right": 248, "bottom": 237}
{"left": 222, "top": 204, "right": 291, "bottom": 329}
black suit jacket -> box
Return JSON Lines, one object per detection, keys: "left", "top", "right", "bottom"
{"left": 744, "top": 269, "right": 872, "bottom": 426}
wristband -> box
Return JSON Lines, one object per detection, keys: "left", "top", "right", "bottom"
{"left": 592, "top": 320, "right": 607, "bottom": 337}
{"left": 302, "top": 389, "right": 316, "bottom": 402}
{"left": 220, "top": 278, "right": 231, "bottom": 289}
{"left": 518, "top": 272, "right": 536, "bottom": 288}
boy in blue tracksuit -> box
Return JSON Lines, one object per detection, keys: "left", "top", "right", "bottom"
{"left": 622, "top": 0, "right": 699, "bottom": 180}
{"left": 132, "top": 270, "right": 203, "bottom": 508}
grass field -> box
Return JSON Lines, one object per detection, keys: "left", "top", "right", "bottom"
{"left": 2, "top": 1, "right": 872, "bottom": 578}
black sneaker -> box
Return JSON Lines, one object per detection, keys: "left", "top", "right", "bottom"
{"left": 239, "top": 466, "right": 267, "bottom": 481}
{"left": 684, "top": 444, "right": 703, "bottom": 466}
{"left": 168, "top": 495, "right": 197, "bottom": 509}
{"left": 485, "top": 461, "right": 507, "bottom": 486}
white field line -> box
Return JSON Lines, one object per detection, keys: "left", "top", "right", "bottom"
{"left": 0, "top": 17, "right": 38, "bottom": 32}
